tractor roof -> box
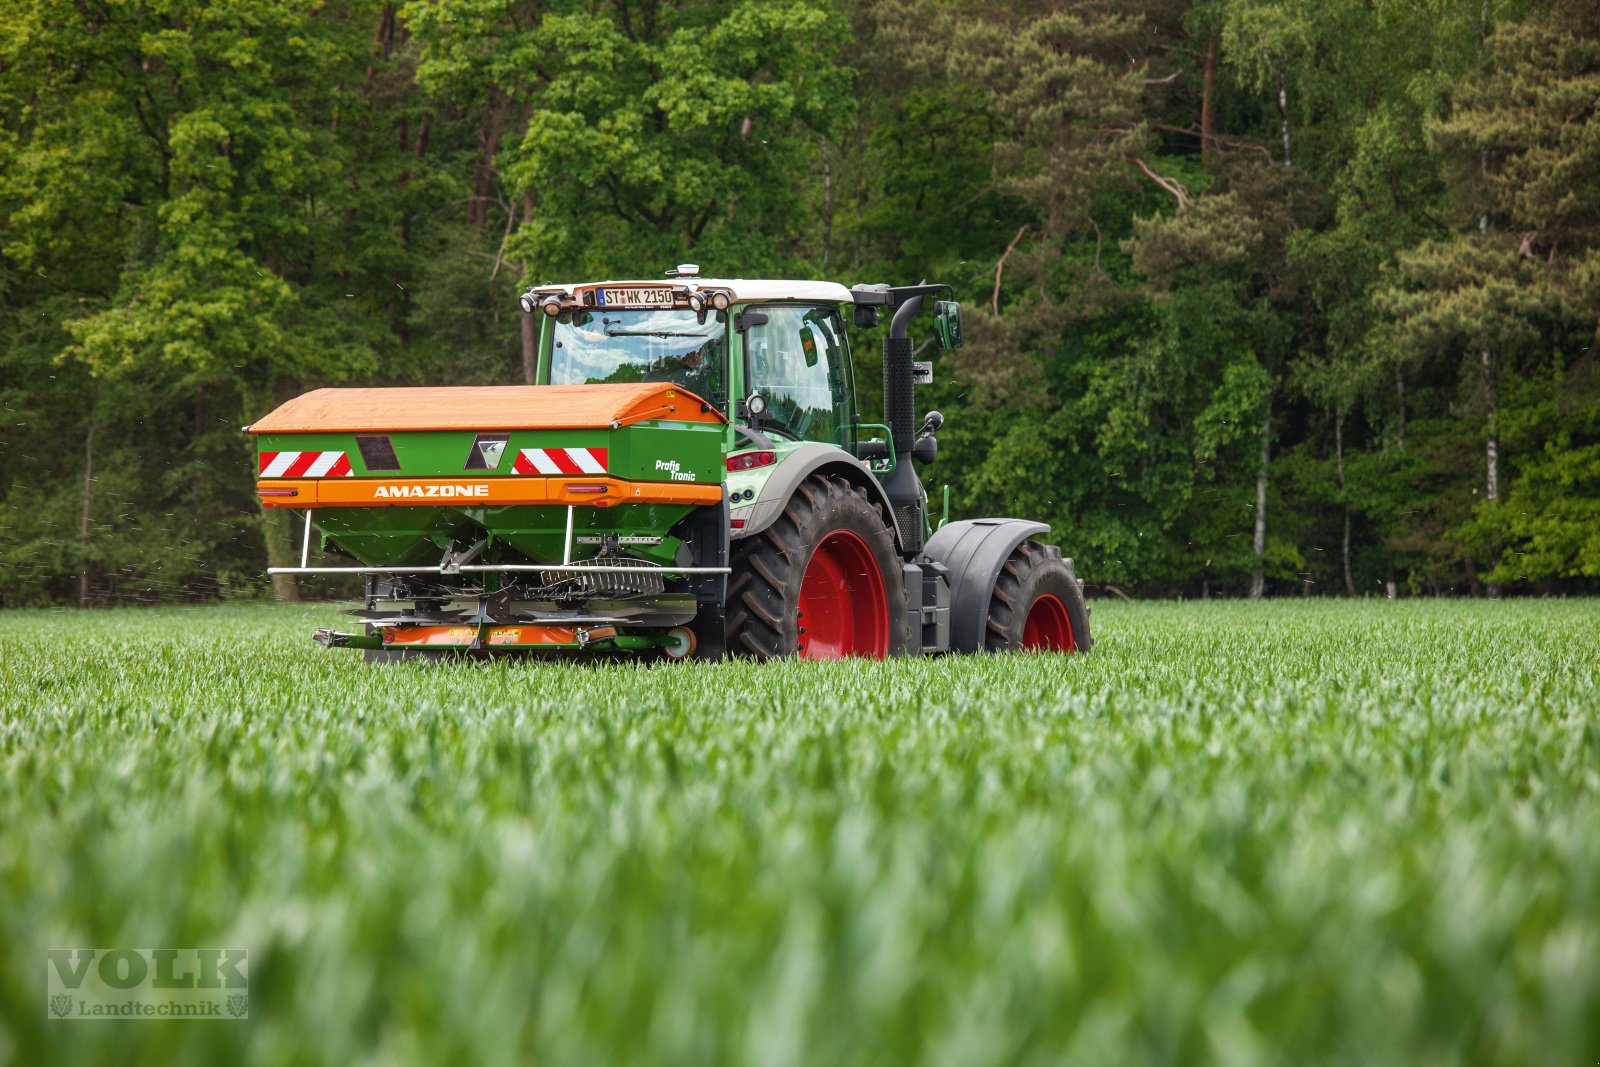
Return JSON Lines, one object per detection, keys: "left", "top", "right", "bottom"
{"left": 534, "top": 278, "right": 855, "bottom": 304}
{"left": 247, "top": 383, "right": 725, "bottom": 434}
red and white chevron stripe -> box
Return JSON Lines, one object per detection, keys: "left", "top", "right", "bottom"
{"left": 512, "top": 446, "right": 609, "bottom": 475}
{"left": 259, "top": 451, "right": 354, "bottom": 478}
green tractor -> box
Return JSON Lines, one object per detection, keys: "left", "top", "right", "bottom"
{"left": 249, "top": 267, "right": 1091, "bottom": 660}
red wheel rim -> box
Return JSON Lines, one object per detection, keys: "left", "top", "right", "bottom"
{"left": 1022, "top": 593, "right": 1075, "bottom": 652}
{"left": 796, "top": 530, "right": 889, "bottom": 659}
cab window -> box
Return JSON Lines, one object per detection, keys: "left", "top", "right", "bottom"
{"left": 548, "top": 308, "right": 728, "bottom": 411}
{"left": 745, "top": 306, "right": 855, "bottom": 447}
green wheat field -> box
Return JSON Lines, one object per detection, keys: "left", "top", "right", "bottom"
{"left": 1, "top": 599, "right": 1597, "bottom": 1066}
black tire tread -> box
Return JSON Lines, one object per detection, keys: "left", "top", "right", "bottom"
{"left": 726, "top": 473, "right": 906, "bottom": 659}
{"left": 982, "top": 540, "right": 1094, "bottom": 653}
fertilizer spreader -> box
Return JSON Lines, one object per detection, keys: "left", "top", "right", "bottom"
{"left": 250, "top": 269, "right": 1091, "bottom": 660}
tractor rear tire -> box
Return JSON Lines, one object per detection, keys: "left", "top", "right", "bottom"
{"left": 687, "top": 605, "right": 727, "bottom": 661}
{"left": 983, "top": 540, "right": 1092, "bottom": 652}
{"left": 727, "top": 474, "right": 907, "bottom": 659}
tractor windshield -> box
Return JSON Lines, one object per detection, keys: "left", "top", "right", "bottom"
{"left": 549, "top": 308, "right": 729, "bottom": 411}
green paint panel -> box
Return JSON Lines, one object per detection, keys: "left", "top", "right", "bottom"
{"left": 257, "top": 408, "right": 725, "bottom": 568}
{"left": 257, "top": 419, "right": 722, "bottom": 483}
{"left": 315, "top": 507, "right": 466, "bottom": 566}
{"left": 608, "top": 422, "right": 723, "bottom": 484}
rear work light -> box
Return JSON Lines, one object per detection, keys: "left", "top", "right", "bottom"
{"left": 726, "top": 450, "right": 776, "bottom": 472}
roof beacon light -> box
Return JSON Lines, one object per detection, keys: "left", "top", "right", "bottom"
{"left": 666, "top": 263, "right": 700, "bottom": 277}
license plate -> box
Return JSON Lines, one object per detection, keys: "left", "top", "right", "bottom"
{"left": 596, "top": 287, "right": 674, "bottom": 308}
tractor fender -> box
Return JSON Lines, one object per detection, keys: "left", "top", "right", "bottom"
{"left": 734, "top": 443, "right": 901, "bottom": 552}
{"left": 922, "top": 518, "right": 1051, "bottom": 652}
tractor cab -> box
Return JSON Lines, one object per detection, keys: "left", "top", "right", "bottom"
{"left": 528, "top": 272, "right": 861, "bottom": 454}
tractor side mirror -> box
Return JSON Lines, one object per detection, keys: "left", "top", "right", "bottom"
{"left": 799, "top": 324, "right": 820, "bottom": 367}
{"left": 933, "top": 300, "right": 964, "bottom": 350}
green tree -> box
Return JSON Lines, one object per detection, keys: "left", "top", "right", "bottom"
{"left": 0, "top": 0, "right": 439, "bottom": 602}
{"left": 1380, "top": 7, "right": 1598, "bottom": 592}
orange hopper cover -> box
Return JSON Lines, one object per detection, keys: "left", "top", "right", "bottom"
{"left": 246, "top": 383, "right": 724, "bottom": 434}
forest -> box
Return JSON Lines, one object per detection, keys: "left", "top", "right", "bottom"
{"left": 2, "top": 0, "right": 1596, "bottom": 605}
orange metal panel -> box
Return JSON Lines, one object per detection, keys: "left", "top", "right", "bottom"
{"left": 382, "top": 620, "right": 617, "bottom": 646}
{"left": 386, "top": 625, "right": 591, "bottom": 648}
{"left": 246, "top": 384, "right": 724, "bottom": 433}
{"left": 255, "top": 476, "right": 722, "bottom": 508}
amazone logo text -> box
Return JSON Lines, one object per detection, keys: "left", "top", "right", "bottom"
{"left": 373, "top": 484, "right": 490, "bottom": 499}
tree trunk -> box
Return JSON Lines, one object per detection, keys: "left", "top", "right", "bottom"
{"left": 262, "top": 505, "right": 302, "bottom": 602}
{"left": 1335, "top": 407, "right": 1355, "bottom": 596}
{"left": 246, "top": 384, "right": 302, "bottom": 601}
{"left": 819, "top": 136, "right": 834, "bottom": 273}
{"left": 1200, "top": 35, "right": 1218, "bottom": 168}
{"left": 1276, "top": 69, "right": 1291, "bottom": 167}
{"left": 521, "top": 309, "right": 537, "bottom": 384}
{"left": 521, "top": 194, "right": 537, "bottom": 384}
{"left": 401, "top": 112, "right": 431, "bottom": 186}
{"left": 1249, "top": 399, "right": 1272, "bottom": 599}
{"left": 1342, "top": 511, "right": 1353, "bottom": 597}
{"left": 1481, "top": 347, "right": 1500, "bottom": 503}
{"left": 469, "top": 92, "right": 508, "bottom": 230}
{"left": 853, "top": 187, "right": 864, "bottom": 271}
{"left": 78, "top": 417, "right": 96, "bottom": 609}
{"left": 1481, "top": 346, "right": 1501, "bottom": 598}
{"left": 1395, "top": 362, "right": 1406, "bottom": 450}
{"left": 364, "top": 5, "right": 396, "bottom": 90}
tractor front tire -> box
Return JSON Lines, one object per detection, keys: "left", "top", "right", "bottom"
{"left": 984, "top": 540, "right": 1092, "bottom": 653}
{"left": 727, "top": 474, "right": 907, "bottom": 659}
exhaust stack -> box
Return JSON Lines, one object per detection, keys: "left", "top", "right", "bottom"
{"left": 880, "top": 294, "right": 926, "bottom": 553}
